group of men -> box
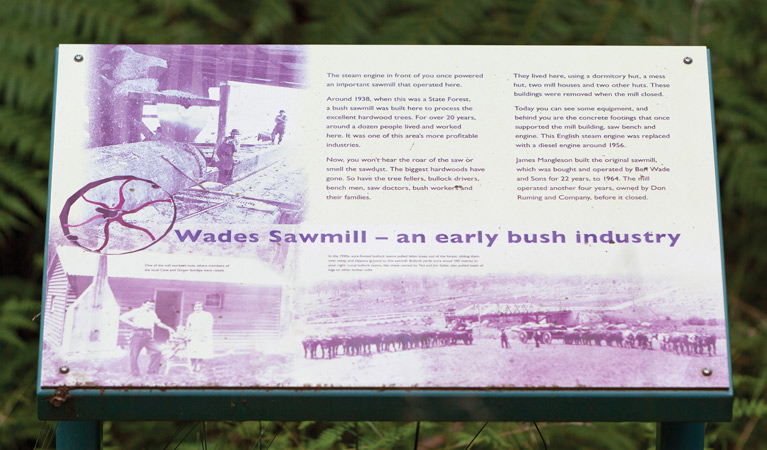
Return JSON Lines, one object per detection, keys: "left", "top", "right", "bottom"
{"left": 215, "top": 109, "right": 287, "bottom": 183}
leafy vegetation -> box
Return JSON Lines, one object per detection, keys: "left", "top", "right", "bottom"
{"left": 1, "top": 0, "right": 766, "bottom": 448}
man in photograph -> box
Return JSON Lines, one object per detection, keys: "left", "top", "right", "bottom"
{"left": 501, "top": 329, "right": 509, "bottom": 348}
{"left": 119, "top": 298, "right": 175, "bottom": 376}
{"left": 216, "top": 128, "right": 240, "bottom": 183}
{"left": 149, "top": 126, "right": 164, "bottom": 141}
{"left": 271, "top": 110, "right": 287, "bottom": 145}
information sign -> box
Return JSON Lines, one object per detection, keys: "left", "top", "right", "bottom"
{"left": 39, "top": 45, "right": 729, "bottom": 396}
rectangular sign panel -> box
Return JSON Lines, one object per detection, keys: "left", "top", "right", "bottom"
{"left": 40, "top": 45, "right": 729, "bottom": 391}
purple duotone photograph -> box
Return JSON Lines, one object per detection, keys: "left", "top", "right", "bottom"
{"left": 41, "top": 45, "right": 728, "bottom": 390}
{"left": 42, "top": 45, "right": 307, "bottom": 387}
{"left": 286, "top": 272, "right": 727, "bottom": 389}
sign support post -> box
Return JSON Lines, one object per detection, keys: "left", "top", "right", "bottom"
{"left": 56, "top": 421, "right": 101, "bottom": 450}
{"left": 656, "top": 422, "right": 706, "bottom": 450}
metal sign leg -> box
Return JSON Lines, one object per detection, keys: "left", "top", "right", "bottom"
{"left": 56, "top": 421, "right": 102, "bottom": 450}
{"left": 656, "top": 422, "right": 704, "bottom": 450}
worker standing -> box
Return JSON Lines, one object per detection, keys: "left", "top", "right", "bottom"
{"left": 216, "top": 129, "right": 240, "bottom": 183}
{"left": 271, "top": 110, "right": 287, "bottom": 145}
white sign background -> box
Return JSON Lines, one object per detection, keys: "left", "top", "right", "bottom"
{"left": 41, "top": 45, "right": 728, "bottom": 390}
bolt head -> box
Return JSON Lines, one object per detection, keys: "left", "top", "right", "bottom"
{"left": 74, "top": 54, "right": 84, "bottom": 62}
{"left": 59, "top": 365, "right": 70, "bottom": 374}
{"left": 702, "top": 368, "right": 712, "bottom": 376}
{"left": 683, "top": 56, "right": 693, "bottom": 65}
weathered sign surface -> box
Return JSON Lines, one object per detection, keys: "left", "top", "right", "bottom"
{"left": 40, "top": 45, "right": 729, "bottom": 391}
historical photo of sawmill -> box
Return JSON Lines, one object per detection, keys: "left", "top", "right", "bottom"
{"left": 82, "top": 44, "right": 308, "bottom": 241}
{"left": 42, "top": 261, "right": 728, "bottom": 389}
{"left": 285, "top": 272, "right": 729, "bottom": 389}
{"left": 41, "top": 246, "right": 285, "bottom": 386}
{"left": 40, "top": 45, "right": 309, "bottom": 387}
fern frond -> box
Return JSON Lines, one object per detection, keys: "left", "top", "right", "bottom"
{"left": 300, "top": 0, "right": 389, "bottom": 43}
{"left": 0, "top": 298, "right": 39, "bottom": 348}
{"left": 373, "top": 0, "right": 501, "bottom": 45}
{"left": 0, "top": 107, "right": 52, "bottom": 162}
{"left": 0, "top": 154, "right": 47, "bottom": 211}
{"left": 244, "top": 0, "right": 296, "bottom": 43}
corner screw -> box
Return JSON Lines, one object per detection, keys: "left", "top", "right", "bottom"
{"left": 702, "top": 368, "right": 712, "bottom": 376}
{"left": 59, "top": 365, "right": 70, "bottom": 374}
{"left": 74, "top": 54, "right": 84, "bottom": 62}
{"left": 683, "top": 56, "right": 693, "bottom": 65}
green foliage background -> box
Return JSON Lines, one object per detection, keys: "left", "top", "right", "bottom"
{"left": 0, "top": 0, "right": 765, "bottom": 448}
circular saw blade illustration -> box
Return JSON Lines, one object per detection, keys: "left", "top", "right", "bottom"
{"left": 59, "top": 175, "right": 177, "bottom": 255}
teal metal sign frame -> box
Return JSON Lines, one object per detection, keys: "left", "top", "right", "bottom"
{"left": 39, "top": 387, "right": 729, "bottom": 449}
{"left": 38, "top": 387, "right": 733, "bottom": 422}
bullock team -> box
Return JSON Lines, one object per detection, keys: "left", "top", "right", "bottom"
{"left": 512, "top": 325, "right": 718, "bottom": 356}
{"left": 656, "top": 332, "right": 717, "bottom": 356}
{"left": 559, "top": 328, "right": 659, "bottom": 349}
{"left": 302, "top": 329, "right": 473, "bottom": 359}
